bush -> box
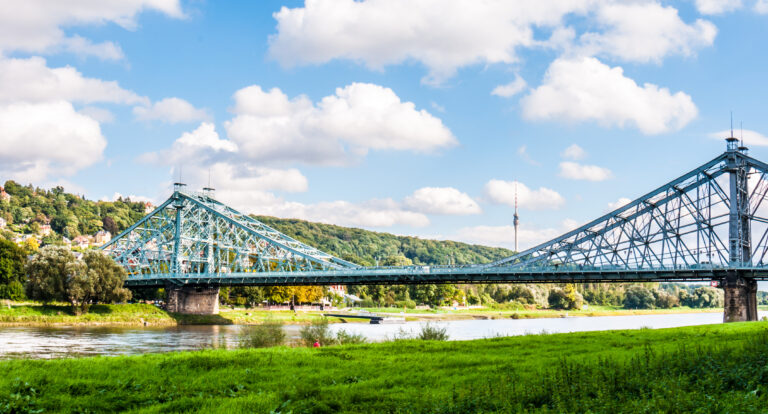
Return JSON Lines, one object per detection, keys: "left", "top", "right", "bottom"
{"left": 395, "top": 299, "right": 416, "bottom": 309}
{"left": 418, "top": 323, "right": 449, "bottom": 341}
{"left": 335, "top": 329, "right": 367, "bottom": 345}
{"left": 299, "top": 318, "right": 336, "bottom": 347}
{"left": 238, "top": 318, "right": 286, "bottom": 348}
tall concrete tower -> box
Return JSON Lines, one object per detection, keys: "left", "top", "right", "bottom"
{"left": 513, "top": 182, "right": 519, "bottom": 252}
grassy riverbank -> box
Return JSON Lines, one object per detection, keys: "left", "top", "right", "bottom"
{"left": 1, "top": 322, "right": 767, "bottom": 413}
{"left": 1, "top": 302, "right": 765, "bottom": 326}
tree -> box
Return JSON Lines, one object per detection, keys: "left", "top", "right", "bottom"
{"left": 25, "top": 246, "right": 131, "bottom": 314}
{"left": 102, "top": 216, "right": 118, "bottom": 235}
{"left": 548, "top": 285, "right": 583, "bottom": 310}
{"left": 83, "top": 250, "right": 131, "bottom": 306}
{"left": 25, "top": 246, "right": 78, "bottom": 305}
{"left": 623, "top": 285, "right": 656, "bottom": 309}
{"left": 0, "top": 239, "right": 26, "bottom": 300}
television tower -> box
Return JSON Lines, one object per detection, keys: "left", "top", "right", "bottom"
{"left": 513, "top": 182, "right": 519, "bottom": 252}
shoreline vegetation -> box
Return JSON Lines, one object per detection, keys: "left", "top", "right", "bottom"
{"left": 1, "top": 322, "right": 767, "bottom": 412}
{"left": 2, "top": 301, "right": 764, "bottom": 327}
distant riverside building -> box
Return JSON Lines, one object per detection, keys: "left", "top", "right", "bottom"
{"left": 144, "top": 202, "right": 154, "bottom": 214}
{"left": 328, "top": 285, "right": 346, "bottom": 296}
{"left": 94, "top": 230, "right": 112, "bottom": 245}
{"left": 72, "top": 235, "right": 91, "bottom": 249}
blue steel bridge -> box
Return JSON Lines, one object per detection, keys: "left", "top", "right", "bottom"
{"left": 103, "top": 139, "right": 768, "bottom": 320}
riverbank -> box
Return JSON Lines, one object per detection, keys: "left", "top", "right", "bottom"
{"left": 1, "top": 322, "right": 767, "bottom": 413}
{"left": 2, "top": 302, "right": 766, "bottom": 326}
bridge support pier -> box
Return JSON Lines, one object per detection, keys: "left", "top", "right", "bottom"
{"left": 166, "top": 286, "right": 220, "bottom": 315}
{"left": 722, "top": 274, "right": 758, "bottom": 322}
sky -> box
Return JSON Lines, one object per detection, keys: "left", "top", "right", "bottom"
{"left": 3, "top": 0, "right": 768, "bottom": 256}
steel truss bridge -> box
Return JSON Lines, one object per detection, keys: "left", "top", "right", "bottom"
{"left": 103, "top": 139, "right": 768, "bottom": 319}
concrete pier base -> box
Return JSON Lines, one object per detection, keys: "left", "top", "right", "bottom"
{"left": 722, "top": 275, "right": 758, "bottom": 322}
{"left": 166, "top": 286, "right": 220, "bottom": 315}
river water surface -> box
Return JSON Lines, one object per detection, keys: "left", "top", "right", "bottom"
{"left": 1, "top": 311, "right": 765, "bottom": 359}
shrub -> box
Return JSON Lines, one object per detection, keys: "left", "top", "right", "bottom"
{"left": 299, "top": 317, "right": 336, "bottom": 347}
{"left": 654, "top": 290, "right": 680, "bottom": 308}
{"left": 238, "top": 318, "right": 286, "bottom": 348}
{"left": 335, "top": 329, "right": 366, "bottom": 345}
{"left": 418, "top": 322, "right": 449, "bottom": 341}
{"left": 395, "top": 299, "right": 416, "bottom": 309}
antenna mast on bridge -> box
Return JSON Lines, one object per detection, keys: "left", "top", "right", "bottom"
{"left": 513, "top": 182, "right": 519, "bottom": 252}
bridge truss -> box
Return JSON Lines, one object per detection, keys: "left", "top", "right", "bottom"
{"left": 104, "top": 140, "right": 768, "bottom": 287}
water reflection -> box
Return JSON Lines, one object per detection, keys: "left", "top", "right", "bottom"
{"left": 0, "top": 311, "right": 765, "bottom": 359}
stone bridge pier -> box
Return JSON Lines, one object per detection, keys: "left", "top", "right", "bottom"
{"left": 166, "top": 286, "right": 220, "bottom": 315}
{"left": 722, "top": 273, "right": 758, "bottom": 322}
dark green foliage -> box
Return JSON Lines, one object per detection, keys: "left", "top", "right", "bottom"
{"left": 548, "top": 284, "right": 583, "bottom": 310}
{"left": 623, "top": 285, "right": 657, "bottom": 309}
{"left": 254, "top": 215, "right": 513, "bottom": 266}
{"left": 0, "top": 180, "right": 146, "bottom": 240}
{"left": 238, "top": 319, "right": 286, "bottom": 348}
{"left": 299, "top": 317, "right": 335, "bottom": 347}
{"left": 418, "top": 323, "right": 449, "bottom": 340}
{"left": 0, "top": 239, "right": 26, "bottom": 300}
{"left": 25, "top": 246, "right": 131, "bottom": 314}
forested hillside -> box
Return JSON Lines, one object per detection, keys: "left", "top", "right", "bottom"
{"left": 254, "top": 216, "right": 513, "bottom": 266}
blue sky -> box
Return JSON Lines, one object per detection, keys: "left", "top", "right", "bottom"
{"left": 3, "top": 0, "right": 768, "bottom": 256}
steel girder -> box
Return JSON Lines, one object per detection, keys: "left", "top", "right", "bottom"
{"left": 105, "top": 145, "right": 768, "bottom": 287}
{"left": 486, "top": 146, "right": 768, "bottom": 275}
{"left": 102, "top": 189, "right": 358, "bottom": 283}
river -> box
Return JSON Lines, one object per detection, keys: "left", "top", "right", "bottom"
{"left": 1, "top": 311, "right": 766, "bottom": 359}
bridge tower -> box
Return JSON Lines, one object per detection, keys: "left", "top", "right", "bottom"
{"left": 723, "top": 137, "right": 759, "bottom": 322}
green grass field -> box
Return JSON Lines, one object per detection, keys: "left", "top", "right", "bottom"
{"left": 1, "top": 322, "right": 767, "bottom": 413}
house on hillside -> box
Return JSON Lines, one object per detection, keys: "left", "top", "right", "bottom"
{"left": 62, "top": 237, "right": 72, "bottom": 247}
{"left": 0, "top": 187, "right": 10, "bottom": 202}
{"left": 144, "top": 202, "right": 154, "bottom": 214}
{"left": 94, "top": 230, "right": 112, "bottom": 245}
{"left": 72, "top": 235, "right": 91, "bottom": 249}
{"left": 0, "top": 217, "right": 6, "bottom": 229}
{"left": 38, "top": 224, "right": 52, "bottom": 236}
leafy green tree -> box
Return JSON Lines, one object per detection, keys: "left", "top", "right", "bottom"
{"left": 0, "top": 239, "right": 26, "bottom": 300}
{"left": 548, "top": 285, "right": 584, "bottom": 310}
{"left": 623, "top": 285, "right": 656, "bottom": 309}
{"left": 25, "top": 246, "right": 131, "bottom": 314}
{"left": 25, "top": 246, "right": 79, "bottom": 305}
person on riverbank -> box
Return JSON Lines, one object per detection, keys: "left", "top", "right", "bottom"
{"left": 313, "top": 341, "right": 320, "bottom": 348}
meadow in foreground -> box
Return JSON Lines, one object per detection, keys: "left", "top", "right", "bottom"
{"left": 1, "top": 322, "right": 767, "bottom": 413}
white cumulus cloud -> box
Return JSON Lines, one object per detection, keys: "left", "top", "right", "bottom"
{"left": 484, "top": 179, "right": 565, "bottom": 210}
{"left": 491, "top": 75, "right": 527, "bottom": 98}
{"left": 580, "top": 2, "right": 717, "bottom": 63}
{"left": 607, "top": 197, "right": 632, "bottom": 211}
{"left": 226, "top": 83, "right": 457, "bottom": 166}
{"left": 522, "top": 57, "right": 698, "bottom": 135}
{"left": 561, "top": 144, "right": 587, "bottom": 160}
{"left": 695, "top": 0, "right": 742, "bottom": 14}
{"left": 0, "top": 56, "right": 146, "bottom": 105}
{"left": 134, "top": 97, "right": 209, "bottom": 123}
{"left": 269, "top": 0, "right": 594, "bottom": 84}
{"left": 559, "top": 161, "right": 612, "bottom": 181}
{"left": 0, "top": 0, "right": 183, "bottom": 59}
{"left": 0, "top": 101, "right": 106, "bottom": 182}
{"left": 403, "top": 187, "right": 481, "bottom": 215}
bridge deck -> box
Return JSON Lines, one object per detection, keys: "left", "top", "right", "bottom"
{"left": 124, "top": 266, "right": 768, "bottom": 287}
